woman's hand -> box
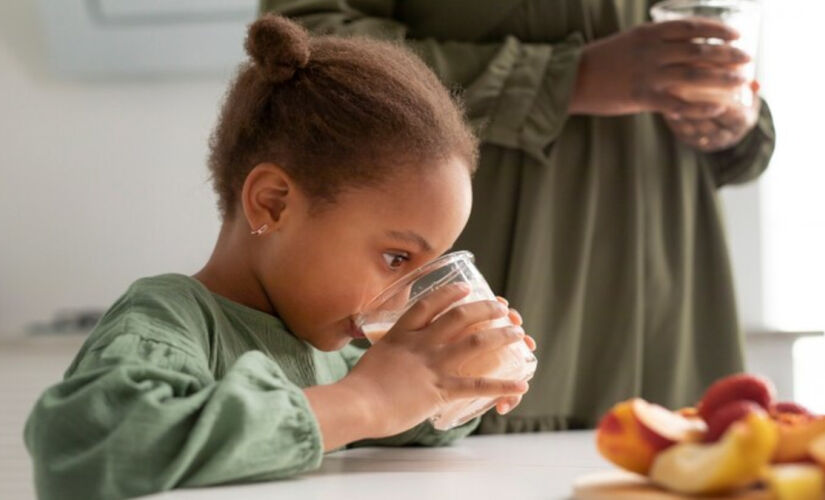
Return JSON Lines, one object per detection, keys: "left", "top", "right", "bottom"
{"left": 663, "top": 83, "right": 761, "bottom": 152}
{"left": 341, "top": 284, "right": 529, "bottom": 439}
{"left": 569, "top": 19, "right": 750, "bottom": 119}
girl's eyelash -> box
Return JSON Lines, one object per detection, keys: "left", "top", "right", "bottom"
{"left": 383, "top": 252, "right": 410, "bottom": 270}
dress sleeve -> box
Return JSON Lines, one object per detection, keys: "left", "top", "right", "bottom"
{"left": 260, "top": 0, "right": 584, "bottom": 164}
{"left": 24, "top": 317, "right": 323, "bottom": 500}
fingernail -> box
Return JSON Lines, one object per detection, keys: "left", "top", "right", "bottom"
{"left": 500, "top": 403, "right": 511, "bottom": 414}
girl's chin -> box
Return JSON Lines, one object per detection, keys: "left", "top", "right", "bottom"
{"left": 306, "top": 330, "right": 354, "bottom": 352}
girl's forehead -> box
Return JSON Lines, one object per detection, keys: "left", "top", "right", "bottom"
{"left": 338, "top": 158, "right": 473, "bottom": 247}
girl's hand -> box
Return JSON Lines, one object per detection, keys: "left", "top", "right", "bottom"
{"left": 493, "top": 296, "right": 535, "bottom": 415}
{"left": 663, "top": 83, "right": 761, "bottom": 152}
{"left": 343, "top": 284, "right": 529, "bottom": 438}
{"left": 570, "top": 19, "right": 749, "bottom": 119}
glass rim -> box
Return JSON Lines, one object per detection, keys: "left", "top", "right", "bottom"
{"left": 358, "top": 250, "right": 475, "bottom": 320}
{"left": 650, "top": 0, "right": 760, "bottom": 18}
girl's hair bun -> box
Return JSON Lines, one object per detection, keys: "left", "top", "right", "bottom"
{"left": 244, "top": 14, "right": 310, "bottom": 84}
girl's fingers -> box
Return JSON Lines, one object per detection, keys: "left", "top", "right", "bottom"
{"left": 427, "top": 299, "right": 508, "bottom": 343}
{"left": 437, "top": 325, "right": 525, "bottom": 366}
{"left": 394, "top": 283, "right": 470, "bottom": 331}
{"left": 442, "top": 377, "right": 528, "bottom": 400}
{"left": 508, "top": 308, "right": 523, "bottom": 327}
{"left": 496, "top": 395, "right": 522, "bottom": 415}
{"left": 495, "top": 296, "right": 523, "bottom": 327}
{"left": 524, "top": 334, "right": 537, "bottom": 351}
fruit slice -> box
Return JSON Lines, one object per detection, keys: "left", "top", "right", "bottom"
{"left": 649, "top": 410, "right": 779, "bottom": 495}
{"left": 632, "top": 398, "right": 707, "bottom": 450}
{"left": 810, "top": 432, "right": 825, "bottom": 468}
{"left": 676, "top": 406, "right": 699, "bottom": 419}
{"left": 596, "top": 398, "right": 706, "bottom": 475}
{"left": 773, "top": 414, "right": 825, "bottom": 463}
{"left": 764, "top": 464, "right": 825, "bottom": 500}
{"left": 704, "top": 400, "right": 762, "bottom": 442}
{"left": 697, "top": 373, "right": 775, "bottom": 422}
{"left": 771, "top": 401, "right": 813, "bottom": 417}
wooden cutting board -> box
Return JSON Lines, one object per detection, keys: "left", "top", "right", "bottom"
{"left": 573, "top": 470, "right": 772, "bottom": 499}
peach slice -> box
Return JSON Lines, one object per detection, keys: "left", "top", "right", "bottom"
{"left": 704, "top": 400, "right": 762, "bottom": 442}
{"left": 809, "top": 432, "right": 825, "bottom": 468}
{"left": 595, "top": 398, "right": 706, "bottom": 475}
{"left": 773, "top": 414, "right": 825, "bottom": 463}
{"left": 764, "top": 464, "right": 825, "bottom": 500}
{"left": 649, "top": 410, "right": 779, "bottom": 495}
{"left": 771, "top": 401, "right": 813, "bottom": 417}
{"left": 697, "top": 373, "right": 775, "bottom": 422}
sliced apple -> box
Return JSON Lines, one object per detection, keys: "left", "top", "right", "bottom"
{"left": 764, "top": 464, "right": 825, "bottom": 500}
{"left": 649, "top": 410, "right": 779, "bottom": 495}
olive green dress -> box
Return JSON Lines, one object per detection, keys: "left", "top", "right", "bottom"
{"left": 261, "top": 0, "right": 776, "bottom": 432}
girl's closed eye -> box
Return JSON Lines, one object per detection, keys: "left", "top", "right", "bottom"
{"left": 382, "top": 251, "right": 410, "bottom": 271}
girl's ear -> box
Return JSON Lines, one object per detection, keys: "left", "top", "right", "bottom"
{"left": 241, "top": 163, "right": 298, "bottom": 234}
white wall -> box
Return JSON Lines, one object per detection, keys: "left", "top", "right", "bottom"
{"left": 721, "top": 184, "right": 765, "bottom": 331}
{"left": 0, "top": 1, "right": 230, "bottom": 335}
{"left": 0, "top": 1, "right": 804, "bottom": 341}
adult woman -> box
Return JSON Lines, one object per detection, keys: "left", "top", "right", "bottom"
{"left": 261, "top": 0, "right": 775, "bottom": 433}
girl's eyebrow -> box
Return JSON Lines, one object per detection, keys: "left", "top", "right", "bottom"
{"left": 385, "top": 230, "right": 433, "bottom": 253}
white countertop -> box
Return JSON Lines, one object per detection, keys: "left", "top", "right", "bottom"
{"left": 145, "top": 431, "right": 607, "bottom": 500}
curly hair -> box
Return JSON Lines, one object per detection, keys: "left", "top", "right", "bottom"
{"left": 208, "top": 14, "right": 478, "bottom": 217}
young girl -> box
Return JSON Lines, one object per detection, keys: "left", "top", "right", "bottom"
{"left": 24, "top": 15, "right": 532, "bottom": 500}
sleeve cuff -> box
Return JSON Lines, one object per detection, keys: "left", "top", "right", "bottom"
{"left": 707, "top": 97, "right": 776, "bottom": 187}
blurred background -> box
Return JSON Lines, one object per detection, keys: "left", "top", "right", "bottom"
{"left": 0, "top": 1, "right": 822, "bottom": 498}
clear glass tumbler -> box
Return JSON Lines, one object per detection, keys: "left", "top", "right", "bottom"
{"left": 355, "top": 251, "right": 537, "bottom": 430}
{"left": 650, "top": 0, "right": 761, "bottom": 107}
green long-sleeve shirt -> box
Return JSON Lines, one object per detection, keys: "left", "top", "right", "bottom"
{"left": 24, "top": 274, "right": 477, "bottom": 500}
{"left": 261, "top": 0, "right": 776, "bottom": 432}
